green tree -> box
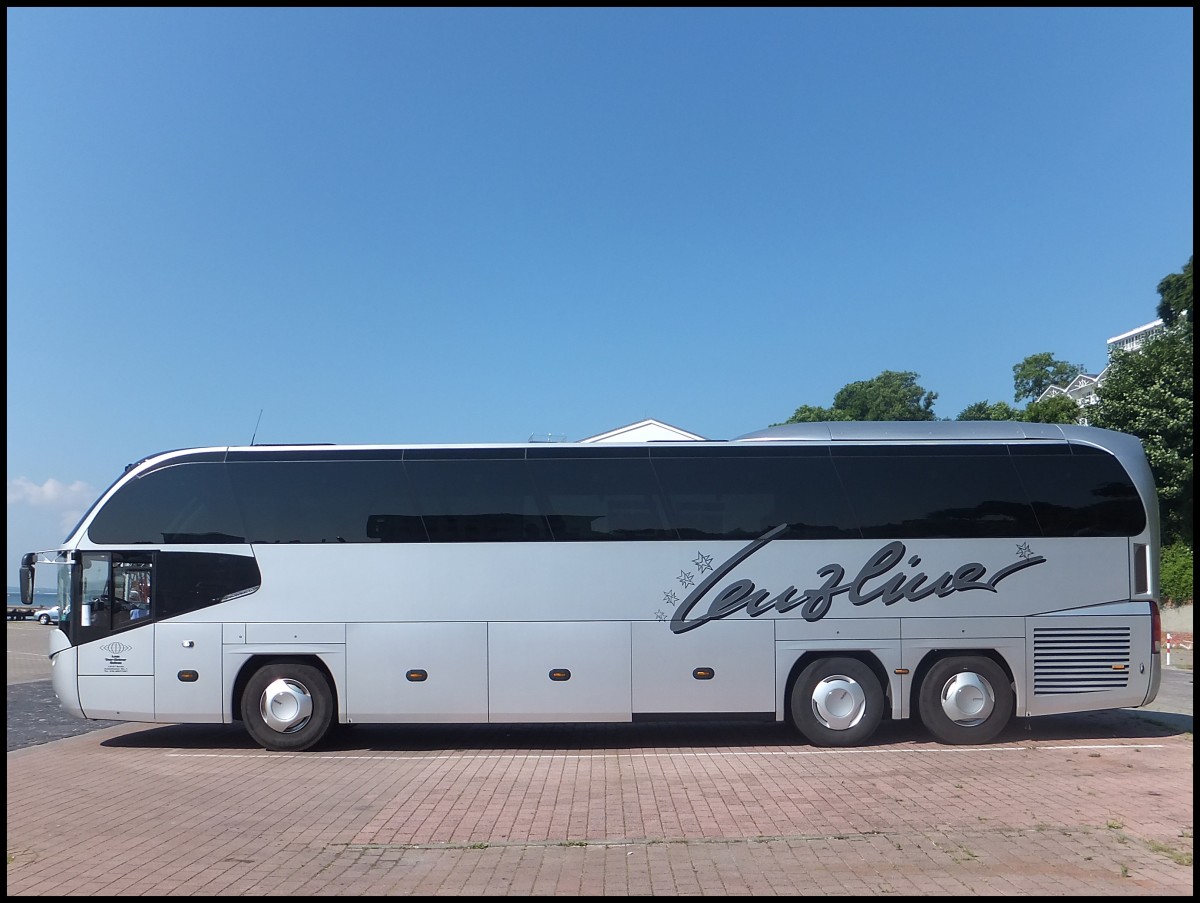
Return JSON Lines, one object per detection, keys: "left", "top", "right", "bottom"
{"left": 956, "top": 400, "right": 1022, "bottom": 421}
{"left": 778, "top": 404, "right": 851, "bottom": 424}
{"left": 957, "top": 395, "right": 1080, "bottom": 423}
{"left": 1012, "top": 353, "right": 1086, "bottom": 403}
{"left": 1021, "top": 394, "right": 1083, "bottom": 424}
{"left": 1156, "top": 255, "right": 1192, "bottom": 326}
{"left": 781, "top": 371, "right": 937, "bottom": 424}
{"left": 1160, "top": 542, "right": 1193, "bottom": 607}
{"left": 831, "top": 371, "right": 937, "bottom": 421}
{"left": 1094, "top": 257, "right": 1193, "bottom": 545}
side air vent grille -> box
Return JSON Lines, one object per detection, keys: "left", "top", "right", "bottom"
{"left": 1032, "top": 627, "right": 1132, "bottom": 695}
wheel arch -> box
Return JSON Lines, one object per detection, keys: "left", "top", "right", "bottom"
{"left": 783, "top": 649, "right": 892, "bottom": 727}
{"left": 908, "top": 648, "right": 1015, "bottom": 716}
{"left": 231, "top": 653, "right": 339, "bottom": 724}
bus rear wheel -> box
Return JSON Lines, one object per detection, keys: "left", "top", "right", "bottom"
{"left": 918, "top": 655, "right": 1013, "bottom": 745}
{"left": 790, "top": 656, "right": 884, "bottom": 747}
{"left": 241, "top": 662, "right": 334, "bottom": 752}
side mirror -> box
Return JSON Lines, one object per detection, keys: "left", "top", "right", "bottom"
{"left": 19, "top": 552, "right": 35, "bottom": 605}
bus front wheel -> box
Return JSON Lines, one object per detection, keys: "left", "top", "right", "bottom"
{"left": 241, "top": 662, "right": 334, "bottom": 752}
{"left": 790, "top": 656, "right": 884, "bottom": 747}
{"left": 918, "top": 655, "right": 1013, "bottom": 745}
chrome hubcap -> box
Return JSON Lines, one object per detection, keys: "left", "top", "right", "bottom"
{"left": 810, "top": 675, "right": 867, "bottom": 731}
{"left": 259, "top": 678, "right": 314, "bottom": 733}
{"left": 940, "top": 672, "right": 995, "bottom": 726}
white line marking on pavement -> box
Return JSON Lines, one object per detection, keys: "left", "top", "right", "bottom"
{"left": 167, "top": 743, "right": 1167, "bottom": 762}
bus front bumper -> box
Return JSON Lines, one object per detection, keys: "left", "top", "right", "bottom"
{"left": 48, "top": 636, "right": 86, "bottom": 720}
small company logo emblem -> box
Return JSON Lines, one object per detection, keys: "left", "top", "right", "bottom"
{"left": 99, "top": 640, "right": 132, "bottom": 673}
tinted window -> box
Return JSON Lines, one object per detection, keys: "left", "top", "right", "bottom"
{"left": 88, "top": 463, "right": 246, "bottom": 544}
{"left": 405, "top": 459, "right": 550, "bottom": 542}
{"left": 529, "top": 456, "right": 676, "bottom": 540}
{"left": 1013, "top": 446, "right": 1145, "bottom": 536}
{"left": 88, "top": 443, "right": 1145, "bottom": 546}
{"left": 652, "top": 452, "right": 859, "bottom": 540}
{"left": 156, "top": 552, "right": 262, "bottom": 618}
{"left": 228, "top": 461, "right": 419, "bottom": 544}
{"left": 832, "top": 446, "right": 1042, "bottom": 539}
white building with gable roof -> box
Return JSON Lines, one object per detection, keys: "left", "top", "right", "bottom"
{"left": 1036, "top": 319, "right": 1165, "bottom": 421}
{"left": 580, "top": 419, "right": 706, "bottom": 443}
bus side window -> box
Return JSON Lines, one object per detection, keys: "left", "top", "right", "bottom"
{"left": 112, "top": 561, "right": 153, "bottom": 628}
{"left": 80, "top": 554, "right": 112, "bottom": 630}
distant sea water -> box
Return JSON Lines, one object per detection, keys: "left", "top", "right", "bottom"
{"left": 7, "top": 590, "right": 56, "bottom": 609}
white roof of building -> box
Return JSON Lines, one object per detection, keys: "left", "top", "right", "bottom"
{"left": 1035, "top": 371, "right": 1105, "bottom": 404}
{"left": 579, "top": 419, "right": 707, "bottom": 443}
{"left": 1107, "top": 319, "right": 1163, "bottom": 344}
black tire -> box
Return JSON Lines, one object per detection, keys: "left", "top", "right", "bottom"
{"left": 790, "top": 656, "right": 885, "bottom": 747}
{"left": 241, "top": 662, "right": 334, "bottom": 752}
{"left": 38, "top": 614, "right": 50, "bottom": 625}
{"left": 918, "top": 655, "right": 1013, "bottom": 745}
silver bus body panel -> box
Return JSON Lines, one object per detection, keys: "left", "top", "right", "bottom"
{"left": 73, "top": 622, "right": 156, "bottom": 722}
{"left": 49, "top": 641, "right": 85, "bottom": 719}
{"left": 78, "top": 674, "right": 154, "bottom": 721}
{"left": 488, "top": 621, "right": 632, "bottom": 722}
{"left": 77, "top": 625, "right": 154, "bottom": 676}
{"left": 155, "top": 622, "right": 223, "bottom": 723}
{"left": 110, "top": 531, "right": 1148, "bottom": 725}
{"left": 633, "top": 619, "right": 775, "bottom": 715}
{"left": 774, "top": 618, "right": 901, "bottom": 641}
{"left": 344, "top": 622, "right": 489, "bottom": 723}
{"left": 245, "top": 622, "right": 346, "bottom": 644}
{"left": 1022, "top": 611, "right": 1156, "bottom": 716}
{"left": 217, "top": 537, "right": 1131, "bottom": 626}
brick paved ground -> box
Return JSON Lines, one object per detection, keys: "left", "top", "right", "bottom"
{"left": 7, "top": 621, "right": 1193, "bottom": 895}
{"left": 6, "top": 712, "right": 1193, "bottom": 896}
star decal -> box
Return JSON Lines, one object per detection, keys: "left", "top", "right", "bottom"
{"left": 654, "top": 609, "right": 668, "bottom": 622}
{"left": 677, "top": 570, "right": 695, "bottom": 589}
{"left": 693, "top": 552, "right": 714, "bottom": 573}
{"left": 1015, "top": 542, "right": 1035, "bottom": 560}
{"left": 663, "top": 590, "right": 679, "bottom": 606}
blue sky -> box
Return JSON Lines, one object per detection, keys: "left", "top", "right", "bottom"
{"left": 6, "top": 8, "right": 1194, "bottom": 586}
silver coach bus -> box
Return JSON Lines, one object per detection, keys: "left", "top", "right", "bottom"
{"left": 21, "top": 421, "right": 1162, "bottom": 751}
